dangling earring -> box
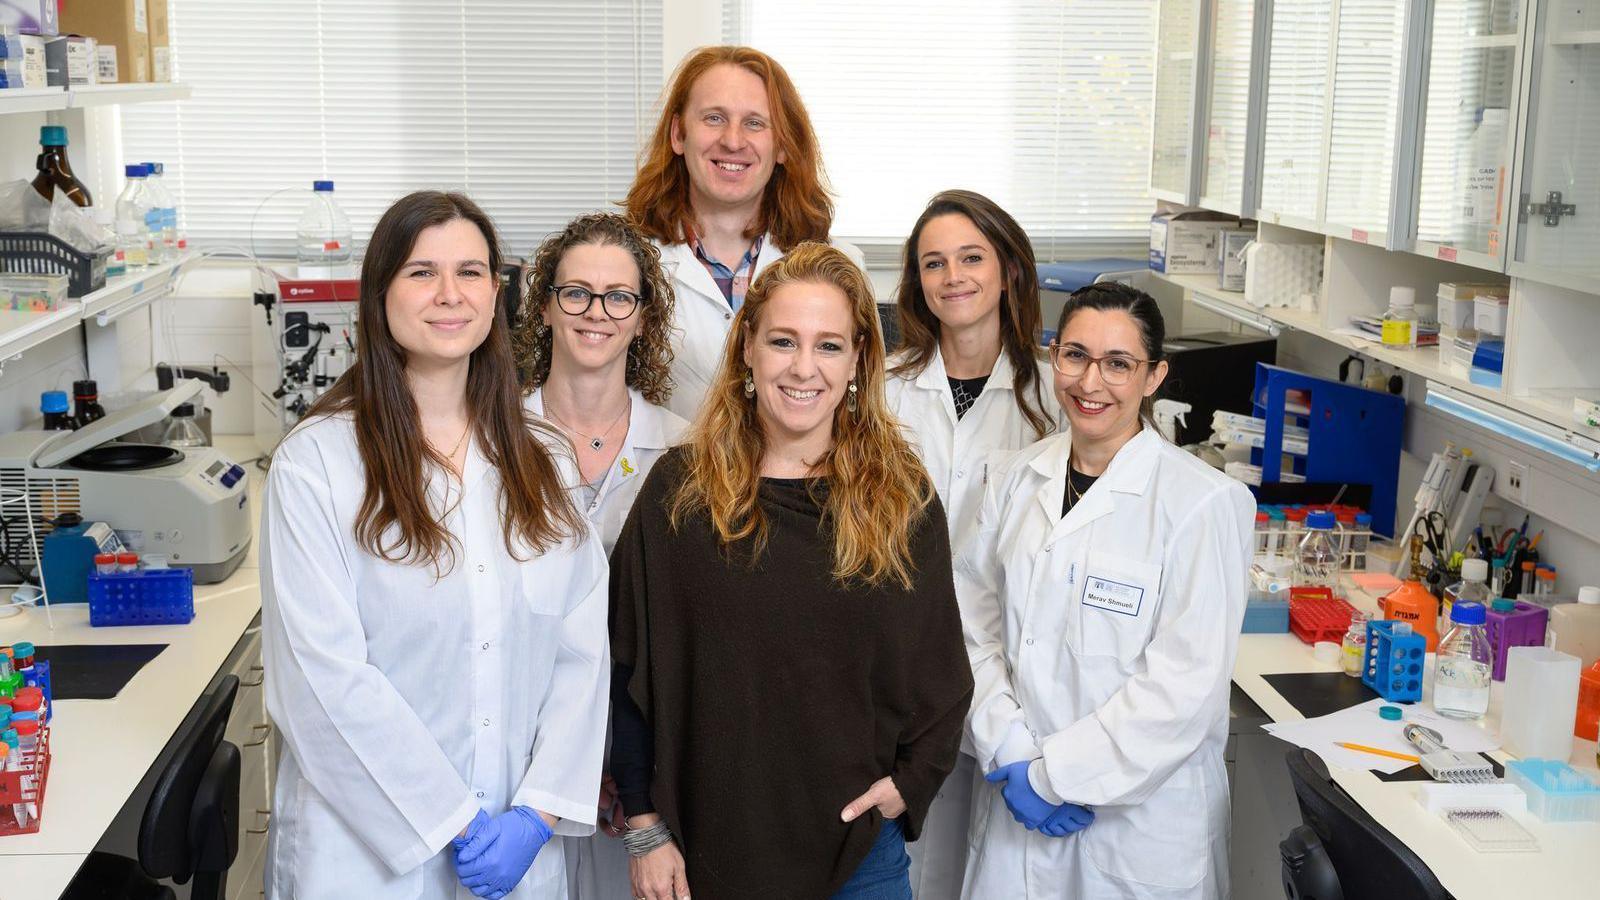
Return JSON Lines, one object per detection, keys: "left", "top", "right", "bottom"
{"left": 846, "top": 380, "right": 858, "bottom": 413}
{"left": 743, "top": 371, "right": 756, "bottom": 398}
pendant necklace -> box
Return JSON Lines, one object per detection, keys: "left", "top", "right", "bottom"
{"left": 547, "top": 396, "right": 630, "bottom": 452}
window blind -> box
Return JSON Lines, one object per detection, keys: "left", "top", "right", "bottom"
{"left": 726, "top": 1, "right": 1158, "bottom": 261}
{"left": 121, "top": 0, "right": 663, "bottom": 259}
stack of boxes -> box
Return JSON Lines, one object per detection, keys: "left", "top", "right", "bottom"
{"left": 1436, "top": 281, "right": 1509, "bottom": 387}
{"left": 49, "top": 0, "right": 172, "bottom": 84}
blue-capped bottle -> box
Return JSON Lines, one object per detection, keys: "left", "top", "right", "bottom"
{"left": 296, "top": 180, "right": 354, "bottom": 279}
{"left": 40, "top": 391, "right": 74, "bottom": 431}
{"left": 1432, "top": 600, "right": 1493, "bottom": 720}
{"left": 1294, "top": 510, "right": 1340, "bottom": 590}
{"left": 32, "top": 125, "right": 93, "bottom": 208}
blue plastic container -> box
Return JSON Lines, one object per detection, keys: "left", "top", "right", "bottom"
{"left": 1504, "top": 760, "right": 1600, "bottom": 822}
{"left": 86, "top": 568, "right": 195, "bottom": 626}
{"left": 1242, "top": 599, "right": 1290, "bottom": 633}
{"left": 1361, "top": 619, "right": 1426, "bottom": 702}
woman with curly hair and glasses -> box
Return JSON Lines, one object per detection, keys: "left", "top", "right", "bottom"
{"left": 514, "top": 213, "right": 688, "bottom": 899}
{"left": 515, "top": 212, "right": 688, "bottom": 554}
{"left": 609, "top": 243, "right": 973, "bottom": 900}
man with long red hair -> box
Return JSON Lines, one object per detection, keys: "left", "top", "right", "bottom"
{"left": 625, "top": 45, "right": 865, "bottom": 422}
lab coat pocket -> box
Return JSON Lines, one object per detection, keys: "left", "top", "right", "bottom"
{"left": 519, "top": 565, "right": 567, "bottom": 617}
{"left": 1083, "top": 765, "right": 1207, "bottom": 890}
{"left": 1073, "top": 551, "right": 1160, "bottom": 661}
{"left": 288, "top": 787, "right": 419, "bottom": 896}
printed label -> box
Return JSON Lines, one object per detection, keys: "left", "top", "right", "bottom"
{"left": 1082, "top": 575, "right": 1144, "bottom": 618}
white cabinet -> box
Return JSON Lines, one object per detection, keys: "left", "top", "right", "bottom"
{"left": 1258, "top": 0, "right": 1335, "bottom": 227}
{"left": 1410, "top": 0, "right": 1525, "bottom": 269}
{"left": 1506, "top": 0, "right": 1600, "bottom": 293}
{"left": 1198, "top": 0, "right": 1269, "bottom": 216}
{"left": 1151, "top": 0, "right": 1208, "bottom": 203}
{"left": 1322, "top": 0, "right": 1411, "bottom": 242}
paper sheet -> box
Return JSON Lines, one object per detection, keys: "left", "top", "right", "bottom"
{"left": 1263, "top": 698, "right": 1500, "bottom": 774}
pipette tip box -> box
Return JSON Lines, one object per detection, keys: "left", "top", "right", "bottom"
{"left": 1503, "top": 759, "right": 1600, "bottom": 822}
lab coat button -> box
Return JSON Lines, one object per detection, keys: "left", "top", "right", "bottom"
{"left": 476, "top": 564, "right": 485, "bottom": 574}
{"left": 482, "top": 718, "right": 490, "bottom": 727}
{"left": 723, "top": 312, "right": 731, "bottom": 320}
{"left": 956, "top": 469, "right": 966, "bottom": 479}
{"left": 476, "top": 791, "right": 485, "bottom": 799}
{"left": 1026, "top": 638, "right": 1035, "bottom": 646}
{"left": 481, "top": 642, "right": 490, "bottom": 650}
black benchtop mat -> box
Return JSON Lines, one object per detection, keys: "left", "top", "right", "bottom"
{"left": 34, "top": 643, "right": 167, "bottom": 700}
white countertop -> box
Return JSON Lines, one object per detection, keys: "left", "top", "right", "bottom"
{"left": 1234, "top": 584, "right": 1600, "bottom": 899}
{"left": 0, "top": 436, "right": 265, "bottom": 897}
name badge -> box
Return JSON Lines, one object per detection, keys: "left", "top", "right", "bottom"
{"left": 1081, "top": 575, "right": 1144, "bottom": 618}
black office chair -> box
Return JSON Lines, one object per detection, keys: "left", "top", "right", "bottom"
{"left": 1279, "top": 747, "right": 1452, "bottom": 900}
{"left": 64, "top": 673, "right": 242, "bottom": 900}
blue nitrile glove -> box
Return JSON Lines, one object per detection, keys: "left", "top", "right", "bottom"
{"left": 452, "top": 809, "right": 491, "bottom": 856}
{"left": 454, "top": 806, "right": 553, "bottom": 898}
{"left": 985, "top": 761, "right": 1056, "bottom": 830}
{"left": 1038, "top": 802, "right": 1095, "bottom": 837}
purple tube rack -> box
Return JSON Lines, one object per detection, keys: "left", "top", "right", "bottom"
{"left": 1486, "top": 601, "right": 1549, "bottom": 681}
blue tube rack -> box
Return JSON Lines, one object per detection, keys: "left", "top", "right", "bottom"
{"left": 86, "top": 568, "right": 195, "bottom": 627}
{"left": 1361, "top": 619, "right": 1426, "bottom": 702}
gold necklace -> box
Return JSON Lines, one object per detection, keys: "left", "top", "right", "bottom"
{"left": 436, "top": 421, "right": 470, "bottom": 460}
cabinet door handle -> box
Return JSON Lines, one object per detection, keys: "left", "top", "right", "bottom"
{"left": 244, "top": 723, "right": 273, "bottom": 747}
{"left": 241, "top": 665, "right": 265, "bottom": 687}
{"left": 246, "top": 809, "right": 272, "bottom": 834}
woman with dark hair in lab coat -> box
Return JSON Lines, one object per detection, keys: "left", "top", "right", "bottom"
{"left": 958, "top": 282, "right": 1255, "bottom": 899}
{"left": 883, "top": 189, "right": 1060, "bottom": 899}
{"left": 260, "top": 191, "right": 610, "bottom": 899}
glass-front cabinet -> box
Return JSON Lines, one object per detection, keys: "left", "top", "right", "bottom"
{"left": 1151, "top": 0, "right": 1206, "bottom": 204}
{"left": 1412, "top": 0, "right": 1524, "bottom": 268}
{"left": 1257, "top": 0, "right": 1334, "bottom": 227}
{"left": 1507, "top": 0, "right": 1600, "bottom": 292}
{"left": 1198, "top": 0, "right": 1267, "bottom": 215}
{"left": 1322, "top": 0, "right": 1410, "bottom": 243}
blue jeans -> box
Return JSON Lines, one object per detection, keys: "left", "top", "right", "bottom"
{"left": 831, "top": 818, "right": 912, "bottom": 899}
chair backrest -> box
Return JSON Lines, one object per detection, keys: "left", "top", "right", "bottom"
{"left": 1282, "top": 747, "right": 1453, "bottom": 900}
{"left": 138, "top": 672, "right": 241, "bottom": 883}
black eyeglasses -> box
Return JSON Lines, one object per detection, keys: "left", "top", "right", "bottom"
{"left": 549, "top": 284, "right": 642, "bottom": 320}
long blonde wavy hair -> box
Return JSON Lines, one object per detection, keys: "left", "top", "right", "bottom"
{"left": 670, "top": 242, "right": 934, "bottom": 589}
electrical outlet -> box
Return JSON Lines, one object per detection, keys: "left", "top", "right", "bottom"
{"left": 1507, "top": 460, "right": 1529, "bottom": 506}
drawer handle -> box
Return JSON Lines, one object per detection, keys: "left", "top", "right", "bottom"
{"left": 246, "top": 809, "right": 272, "bottom": 834}
{"left": 243, "top": 723, "right": 273, "bottom": 747}
{"left": 241, "top": 675, "right": 264, "bottom": 688}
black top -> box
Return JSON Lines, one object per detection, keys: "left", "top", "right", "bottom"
{"left": 947, "top": 374, "right": 989, "bottom": 420}
{"left": 609, "top": 449, "right": 973, "bottom": 899}
{"left": 1061, "top": 467, "right": 1099, "bottom": 517}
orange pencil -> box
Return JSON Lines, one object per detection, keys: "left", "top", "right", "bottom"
{"left": 1335, "top": 741, "right": 1420, "bottom": 763}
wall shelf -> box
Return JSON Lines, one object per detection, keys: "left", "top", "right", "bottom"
{"left": 0, "top": 304, "right": 84, "bottom": 366}
{"left": 1150, "top": 268, "right": 1595, "bottom": 451}
{"left": 0, "top": 82, "right": 190, "bottom": 116}
{"left": 80, "top": 254, "right": 194, "bottom": 325}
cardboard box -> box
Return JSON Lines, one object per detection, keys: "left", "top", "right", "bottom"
{"left": 47, "top": 34, "right": 98, "bottom": 85}
{"left": 1149, "top": 210, "right": 1235, "bottom": 275}
{"left": 147, "top": 0, "right": 167, "bottom": 81}
{"left": 17, "top": 31, "right": 44, "bottom": 87}
{"left": 0, "top": 1, "right": 60, "bottom": 36}
{"left": 1217, "top": 227, "right": 1254, "bottom": 292}
{"left": 59, "top": 0, "right": 149, "bottom": 83}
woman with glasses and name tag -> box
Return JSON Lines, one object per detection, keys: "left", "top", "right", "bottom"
{"left": 956, "top": 282, "right": 1254, "bottom": 900}
{"left": 513, "top": 212, "right": 689, "bottom": 900}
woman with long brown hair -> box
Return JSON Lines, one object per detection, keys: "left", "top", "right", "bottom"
{"left": 512, "top": 212, "right": 687, "bottom": 898}
{"left": 624, "top": 45, "right": 865, "bottom": 422}
{"left": 608, "top": 243, "right": 972, "bottom": 900}
{"left": 882, "top": 189, "right": 1059, "bottom": 899}
{"left": 260, "top": 191, "right": 610, "bottom": 899}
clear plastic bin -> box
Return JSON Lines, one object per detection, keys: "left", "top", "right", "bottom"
{"left": 0, "top": 273, "right": 68, "bottom": 312}
{"left": 1503, "top": 759, "right": 1600, "bottom": 822}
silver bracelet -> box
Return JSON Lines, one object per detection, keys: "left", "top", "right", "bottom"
{"left": 621, "top": 820, "right": 674, "bottom": 857}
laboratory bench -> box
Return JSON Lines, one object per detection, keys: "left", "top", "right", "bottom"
{"left": 0, "top": 436, "right": 270, "bottom": 900}
{"left": 1229, "top": 580, "right": 1600, "bottom": 900}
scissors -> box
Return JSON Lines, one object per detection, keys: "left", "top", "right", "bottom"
{"left": 1419, "top": 511, "right": 1451, "bottom": 563}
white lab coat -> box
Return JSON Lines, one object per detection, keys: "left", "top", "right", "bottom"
{"left": 957, "top": 428, "right": 1254, "bottom": 900}
{"left": 884, "top": 345, "right": 1058, "bottom": 900}
{"left": 261, "top": 413, "right": 611, "bottom": 899}
{"left": 525, "top": 388, "right": 688, "bottom": 553}
{"left": 524, "top": 388, "right": 686, "bottom": 900}
{"left": 656, "top": 235, "right": 866, "bottom": 423}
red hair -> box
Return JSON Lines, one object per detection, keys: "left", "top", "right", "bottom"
{"left": 625, "top": 46, "right": 834, "bottom": 251}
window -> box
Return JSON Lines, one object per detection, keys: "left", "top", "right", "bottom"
{"left": 725, "top": 1, "right": 1158, "bottom": 260}
{"left": 121, "top": 0, "right": 663, "bottom": 258}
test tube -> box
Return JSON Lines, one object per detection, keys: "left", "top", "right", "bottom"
{"left": 1353, "top": 512, "right": 1373, "bottom": 571}
{"left": 1536, "top": 566, "right": 1556, "bottom": 597}
{"left": 12, "top": 719, "right": 38, "bottom": 826}
{"left": 1254, "top": 511, "right": 1271, "bottom": 556}
{"left": 116, "top": 551, "right": 139, "bottom": 574}
{"left": 94, "top": 552, "right": 117, "bottom": 574}
{"left": 1335, "top": 510, "right": 1356, "bottom": 570}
